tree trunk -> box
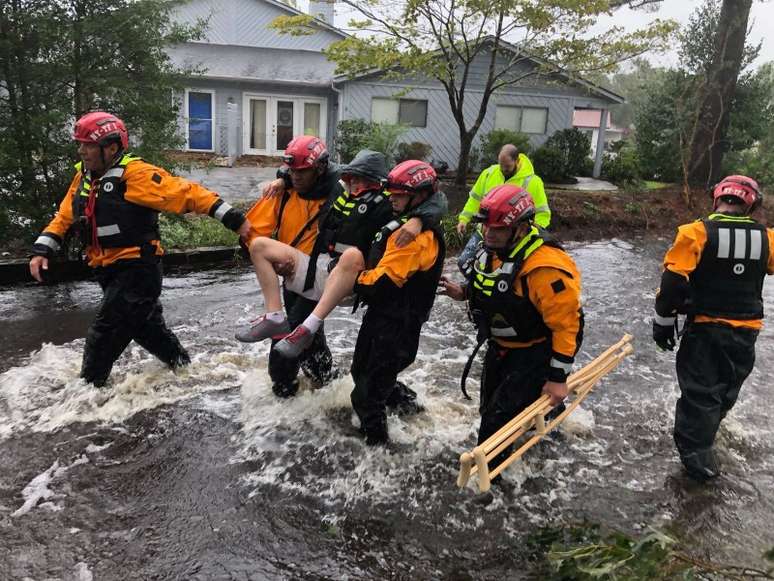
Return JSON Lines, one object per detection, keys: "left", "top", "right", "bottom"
{"left": 687, "top": 0, "right": 752, "bottom": 188}
{"left": 455, "top": 132, "right": 474, "bottom": 187}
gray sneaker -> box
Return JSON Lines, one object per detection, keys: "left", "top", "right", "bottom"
{"left": 235, "top": 315, "right": 290, "bottom": 343}
{"left": 273, "top": 325, "right": 315, "bottom": 358}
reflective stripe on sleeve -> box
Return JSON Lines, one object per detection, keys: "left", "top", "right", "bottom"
{"left": 653, "top": 314, "right": 676, "bottom": 326}
{"left": 34, "top": 235, "right": 60, "bottom": 251}
{"left": 549, "top": 358, "right": 573, "bottom": 373}
{"left": 214, "top": 202, "right": 233, "bottom": 221}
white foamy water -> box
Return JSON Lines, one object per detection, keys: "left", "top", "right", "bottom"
{"left": 0, "top": 333, "right": 263, "bottom": 439}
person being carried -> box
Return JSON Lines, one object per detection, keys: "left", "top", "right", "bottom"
{"left": 456, "top": 144, "right": 550, "bottom": 272}
{"left": 440, "top": 184, "right": 583, "bottom": 474}
{"left": 653, "top": 175, "right": 774, "bottom": 482}
{"left": 29, "top": 111, "right": 250, "bottom": 387}
{"left": 236, "top": 143, "right": 446, "bottom": 395}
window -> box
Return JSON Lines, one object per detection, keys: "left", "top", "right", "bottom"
{"left": 494, "top": 105, "right": 548, "bottom": 134}
{"left": 371, "top": 97, "right": 428, "bottom": 127}
{"left": 187, "top": 90, "right": 214, "bottom": 150}
{"left": 399, "top": 99, "right": 427, "bottom": 127}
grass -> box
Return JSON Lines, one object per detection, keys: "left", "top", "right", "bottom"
{"left": 158, "top": 213, "right": 240, "bottom": 249}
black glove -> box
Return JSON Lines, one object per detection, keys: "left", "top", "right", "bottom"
{"left": 652, "top": 320, "right": 676, "bottom": 351}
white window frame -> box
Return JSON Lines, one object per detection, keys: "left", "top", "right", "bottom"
{"left": 371, "top": 97, "right": 429, "bottom": 127}
{"left": 242, "top": 94, "right": 328, "bottom": 156}
{"left": 184, "top": 88, "right": 216, "bottom": 152}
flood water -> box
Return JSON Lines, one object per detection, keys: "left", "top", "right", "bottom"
{"left": 1, "top": 236, "right": 773, "bottom": 580}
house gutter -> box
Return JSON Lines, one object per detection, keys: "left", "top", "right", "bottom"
{"left": 330, "top": 80, "right": 343, "bottom": 161}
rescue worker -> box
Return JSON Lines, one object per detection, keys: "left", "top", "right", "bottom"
{"left": 456, "top": 144, "right": 550, "bottom": 271}
{"left": 440, "top": 184, "right": 583, "bottom": 473}
{"left": 29, "top": 111, "right": 250, "bottom": 387}
{"left": 272, "top": 154, "right": 447, "bottom": 358}
{"left": 348, "top": 160, "right": 446, "bottom": 445}
{"left": 237, "top": 135, "right": 341, "bottom": 397}
{"left": 653, "top": 175, "right": 774, "bottom": 482}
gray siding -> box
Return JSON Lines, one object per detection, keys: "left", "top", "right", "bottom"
{"left": 178, "top": 79, "right": 336, "bottom": 156}
{"left": 172, "top": 0, "right": 343, "bottom": 52}
{"left": 338, "top": 48, "right": 619, "bottom": 169}
{"left": 340, "top": 80, "right": 576, "bottom": 169}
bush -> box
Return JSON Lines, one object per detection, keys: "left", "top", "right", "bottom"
{"left": 601, "top": 145, "right": 643, "bottom": 187}
{"left": 544, "top": 128, "right": 592, "bottom": 177}
{"left": 479, "top": 129, "right": 532, "bottom": 165}
{"left": 334, "top": 119, "right": 407, "bottom": 165}
{"left": 158, "top": 213, "right": 239, "bottom": 249}
{"left": 334, "top": 119, "right": 372, "bottom": 164}
{"left": 579, "top": 156, "right": 595, "bottom": 177}
{"left": 532, "top": 146, "right": 566, "bottom": 183}
{"left": 396, "top": 141, "right": 433, "bottom": 163}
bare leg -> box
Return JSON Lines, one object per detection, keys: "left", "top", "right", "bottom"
{"left": 248, "top": 236, "right": 298, "bottom": 312}
{"left": 311, "top": 248, "right": 365, "bottom": 320}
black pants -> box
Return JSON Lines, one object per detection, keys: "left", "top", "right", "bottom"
{"left": 81, "top": 259, "right": 189, "bottom": 387}
{"left": 350, "top": 309, "right": 423, "bottom": 443}
{"left": 674, "top": 323, "right": 757, "bottom": 463}
{"left": 478, "top": 341, "right": 551, "bottom": 468}
{"left": 268, "top": 286, "right": 335, "bottom": 397}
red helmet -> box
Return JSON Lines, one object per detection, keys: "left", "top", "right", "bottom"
{"left": 712, "top": 175, "right": 762, "bottom": 210}
{"left": 476, "top": 184, "right": 535, "bottom": 227}
{"left": 73, "top": 112, "right": 128, "bottom": 149}
{"left": 283, "top": 136, "right": 329, "bottom": 169}
{"left": 386, "top": 160, "right": 437, "bottom": 195}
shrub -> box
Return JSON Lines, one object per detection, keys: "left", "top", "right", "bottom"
{"left": 479, "top": 129, "right": 532, "bottom": 165}
{"left": 396, "top": 141, "right": 433, "bottom": 163}
{"left": 532, "top": 146, "right": 566, "bottom": 183}
{"left": 334, "top": 119, "right": 407, "bottom": 165}
{"left": 334, "top": 119, "right": 372, "bottom": 164}
{"left": 602, "top": 145, "right": 643, "bottom": 187}
{"left": 544, "top": 128, "right": 592, "bottom": 177}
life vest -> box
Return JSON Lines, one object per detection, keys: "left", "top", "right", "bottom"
{"left": 365, "top": 217, "right": 446, "bottom": 321}
{"left": 317, "top": 188, "right": 391, "bottom": 257}
{"left": 465, "top": 227, "right": 566, "bottom": 342}
{"left": 71, "top": 154, "right": 159, "bottom": 249}
{"left": 690, "top": 215, "right": 769, "bottom": 320}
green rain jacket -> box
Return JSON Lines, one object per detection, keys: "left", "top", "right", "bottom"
{"left": 458, "top": 153, "right": 550, "bottom": 228}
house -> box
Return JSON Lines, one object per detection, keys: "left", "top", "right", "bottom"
{"left": 168, "top": 0, "right": 624, "bottom": 176}
{"left": 573, "top": 109, "right": 627, "bottom": 157}
{"left": 167, "top": 0, "right": 343, "bottom": 158}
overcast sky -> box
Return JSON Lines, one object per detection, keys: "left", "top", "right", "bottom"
{"left": 596, "top": 0, "right": 774, "bottom": 68}
{"left": 327, "top": 0, "right": 774, "bottom": 69}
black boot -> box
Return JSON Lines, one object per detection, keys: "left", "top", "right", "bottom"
{"left": 272, "top": 379, "right": 300, "bottom": 399}
{"left": 364, "top": 417, "right": 389, "bottom": 446}
{"left": 385, "top": 381, "right": 424, "bottom": 416}
{"left": 680, "top": 448, "right": 720, "bottom": 482}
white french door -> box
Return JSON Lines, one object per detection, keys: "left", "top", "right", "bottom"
{"left": 242, "top": 94, "right": 327, "bottom": 155}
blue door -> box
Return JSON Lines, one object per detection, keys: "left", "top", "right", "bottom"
{"left": 188, "top": 91, "right": 213, "bottom": 150}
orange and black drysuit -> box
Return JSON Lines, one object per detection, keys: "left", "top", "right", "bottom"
{"left": 463, "top": 227, "right": 583, "bottom": 464}
{"left": 31, "top": 154, "right": 246, "bottom": 387}
{"left": 350, "top": 214, "right": 446, "bottom": 444}
{"left": 655, "top": 214, "right": 774, "bottom": 478}
{"left": 242, "top": 164, "right": 342, "bottom": 396}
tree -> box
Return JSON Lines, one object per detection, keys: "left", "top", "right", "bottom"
{"left": 0, "top": 0, "right": 202, "bottom": 245}
{"left": 273, "top": 1, "right": 675, "bottom": 185}
{"left": 686, "top": 0, "right": 754, "bottom": 188}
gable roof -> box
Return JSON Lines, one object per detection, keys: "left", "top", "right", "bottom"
{"left": 334, "top": 35, "right": 624, "bottom": 104}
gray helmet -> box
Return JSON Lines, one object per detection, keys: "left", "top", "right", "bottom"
{"left": 341, "top": 149, "right": 388, "bottom": 184}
